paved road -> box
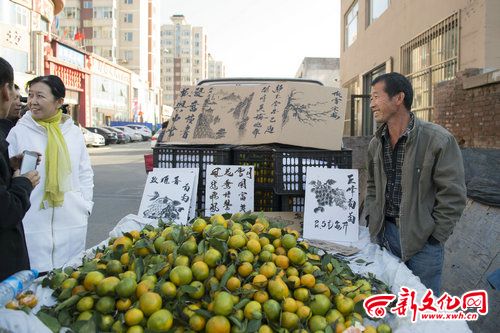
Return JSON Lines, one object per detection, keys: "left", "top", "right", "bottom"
{"left": 86, "top": 141, "right": 151, "bottom": 247}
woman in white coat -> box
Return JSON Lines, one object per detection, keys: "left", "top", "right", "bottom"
{"left": 7, "top": 75, "right": 94, "bottom": 273}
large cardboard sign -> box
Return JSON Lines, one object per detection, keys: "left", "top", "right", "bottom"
{"left": 162, "top": 82, "right": 347, "bottom": 150}
{"left": 139, "top": 168, "right": 197, "bottom": 224}
{"left": 205, "top": 165, "right": 254, "bottom": 216}
{"left": 303, "top": 168, "right": 359, "bottom": 242}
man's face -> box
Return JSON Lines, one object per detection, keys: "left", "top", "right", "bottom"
{"left": 7, "top": 89, "right": 22, "bottom": 120}
{"left": 370, "top": 81, "right": 400, "bottom": 124}
{"left": 0, "top": 83, "right": 14, "bottom": 119}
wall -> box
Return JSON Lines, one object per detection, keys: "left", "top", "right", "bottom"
{"left": 340, "top": 0, "right": 498, "bottom": 84}
{"left": 433, "top": 69, "right": 500, "bottom": 148}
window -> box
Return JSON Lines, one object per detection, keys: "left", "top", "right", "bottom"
{"left": 345, "top": 1, "right": 358, "bottom": 49}
{"left": 124, "top": 32, "right": 133, "bottom": 41}
{"left": 401, "top": 13, "right": 459, "bottom": 121}
{"left": 124, "top": 50, "right": 133, "bottom": 61}
{"left": 14, "top": 4, "right": 28, "bottom": 27}
{"left": 369, "top": 0, "right": 389, "bottom": 24}
{"left": 83, "top": 1, "right": 92, "bottom": 9}
{"left": 93, "top": 7, "right": 113, "bottom": 19}
{"left": 124, "top": 0, "right": 133, "bottom": 4}
{"left": 124, "top": 13, "right": 133, "bottom": 23}
{"left": 64, "top": 7, "right": 80, "bottom": 19}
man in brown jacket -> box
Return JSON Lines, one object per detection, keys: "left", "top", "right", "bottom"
{"left": 365, "top": 72, "right": 466, "bottom": 296}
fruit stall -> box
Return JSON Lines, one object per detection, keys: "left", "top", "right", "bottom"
{"left": 0, "top": 213, "right": 472, "bottom": 333}
{"left": 0, "top": 81, "right": 472, "bottom": 332}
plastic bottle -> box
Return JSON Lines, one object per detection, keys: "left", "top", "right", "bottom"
{"left": 0, "top": 269, "right": 39, "bottom": 307}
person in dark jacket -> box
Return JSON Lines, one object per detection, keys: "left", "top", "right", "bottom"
{"left": 0, "top": 57, "right": 40, "bottom": 280}
{"left": 0, "top": 84, "right": 22, "bottom": 135}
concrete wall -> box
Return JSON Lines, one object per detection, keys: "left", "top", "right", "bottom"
{"left": 340, "top": 0, "right": 499, "bottom": 84}
{"left": 433, "top": 69, "right": 500, "bottom": 148}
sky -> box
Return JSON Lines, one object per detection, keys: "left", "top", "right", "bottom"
{"left": 160, "top": 0, "right": 341, "bottom": 78}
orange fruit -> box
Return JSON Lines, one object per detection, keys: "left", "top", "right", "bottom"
{"left": 76, "top": 296, "right": 94, "bottom": 312}
{"left": 213, "top": 291, "right": 234, "bottom": 316}
{"left": 83, "top": 271, "right": 104, "bottom": 291}
{"left": 136, "top": 279, "right": 155, "bottom": 298}
{"left": 300, "top": 274, "right": 316, "bottom": 288}
{"left": 189, "top": 314, "right": 206, "bottom": 331}
{"left": 139, "top": 292, "right": 162, "bottom": 316}
{"left": 146, "top": 309, "right": 173, "bottom": 332}
{"left": 113, "top": 236, "right": 133, "bottom": 251}
{"left": 204, "top": 248, "right": 222, "bottom": 267}
{"left": 205, "top": 315, "right": 230, "bottom": 333}
{"left": 274, "top": 255, "right": 290, "bottom": 269}
{"left": 263, "top": 299, "right": 281, "bottom": 322}
{"left": 237, "top": 262, "right": 253, "bottom": 277}
{"left": 169, "top": 265, "right": 193, "bottom": 286}
{"left": 259, "top": 262, "right": 277, "bottom": 278}
{"left": 116, "top": 298, "right": 132, "bottom": 312}
{"left": 244, "top": 300, "right": 262, "bottom": 320}
{"left": 226, "top": 276, "right": 241, "bottom": 291}
{"left": 253, "top": 290, "right": 269, "bottom": 303}
{"left": 310, "top": 294, "right": 331, "bottom": 316}
{"left": 309, "top": 315, "right": 328, "bottom": 332}
{"left": 281, "top": 311, "right": 299, "bottom": 330}
{"left": 288, "top": 247, "right": 307, "bottom": 265}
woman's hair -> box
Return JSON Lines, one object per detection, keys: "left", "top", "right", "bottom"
{"left": 27, "top": 75, "right": 66, "bottom": 99}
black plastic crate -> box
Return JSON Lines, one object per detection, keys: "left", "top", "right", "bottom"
{"left": 254, "top": 188, "right": 281, "bottom": 212}
{"left": 280, "top": 195, "right": 306, "bottom": 212}
{"left": 274, "top": 148, "right": 352, "bottom": 195}
{"left": 232, "top": 145, "right": 276, "bottom": 189}
{"left": 153, "top": 145, "right": 232, "bottom": 190}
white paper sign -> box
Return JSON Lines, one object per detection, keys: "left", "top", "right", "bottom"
{"left": 303, "top": 168, "right": 359, "bottom": 242}
{"left": 153, "top": 167, "right": 199, "bottom": 221}
{"left": 205, "top": 165, "right": 254, "bottom": 216}
{"left": 139, "top": 168, "right": 197, "bottom": 224}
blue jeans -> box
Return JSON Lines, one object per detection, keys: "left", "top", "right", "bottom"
{"left": 380, "top": 221, "right": 444, "bottom": 296}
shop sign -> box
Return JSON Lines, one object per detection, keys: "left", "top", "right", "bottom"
{"left": 53, "top": 63, "right": 83, "bottom": 91}
{"left": 56, "top": 43, "right": 85, "bottom": 69}
{"left": 92, "top": 58, "right": 129, "bottom": 82}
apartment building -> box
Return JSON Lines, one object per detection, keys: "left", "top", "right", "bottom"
{"left": 55, "top": 0, "right": 162, "bottom": 124}
{"left": 295, "top": 57, "right": 340, "bottom": 87}
{"left": 207, "top": 53, "right": 225, "bottom": 80}
{"left": 340, "top": 0, "right": 500, "bottom": 136}
{"left": 0, "top": 0, "right": 65, "bottom": 88}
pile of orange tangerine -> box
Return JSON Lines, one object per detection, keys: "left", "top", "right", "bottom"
{"left": 41, "top": 213, "right": 392, "bottom": 333}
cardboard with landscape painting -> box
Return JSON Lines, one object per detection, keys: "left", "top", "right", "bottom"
{"left": 161, "top": 82, "right": 347, "bottom": 150}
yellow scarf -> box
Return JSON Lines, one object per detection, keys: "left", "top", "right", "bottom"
{"left": 35, "top": 110, "right": 72, "bottom": 208}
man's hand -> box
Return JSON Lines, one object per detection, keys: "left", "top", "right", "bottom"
{"left": 10, "top": 152, "right": 42, "bottom": 170}
{"left": 13, "top": 169, "right": 40, "bottom": 188}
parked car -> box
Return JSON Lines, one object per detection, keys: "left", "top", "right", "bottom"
{"left": 150, "top": 129, "right": 165, "bottom": 148}
{"left": 113, "top": 126, "right": 143, "bottom": 142}
{"left": 81, "top": 127, "right": 105, "bottom": 147}
{"left": 86, "top": 127, "right": 118, "bottom": 145}
{"left": 103, "top": 126, "right": 130, "bottom": 144}
{"left": 125, "top": 124, "right": 152, "bottom": 141}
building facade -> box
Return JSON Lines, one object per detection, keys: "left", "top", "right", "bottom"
{"left": 295, "top": 57, "right": 340, "bottom": 87}
{"left": 0, "top": 0, "right": 65, "bottom": 91}
{"left": 340, "top": 0, "right": 500, "bottom": 136}
{"left": 160, "top": 15, "right": 225, "bottom": 108}
{"left": 207, "top": 53, "right": 225, "bottom": 80}
{"left": 55, "top": 0, "right": 162, "bottom": 125}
